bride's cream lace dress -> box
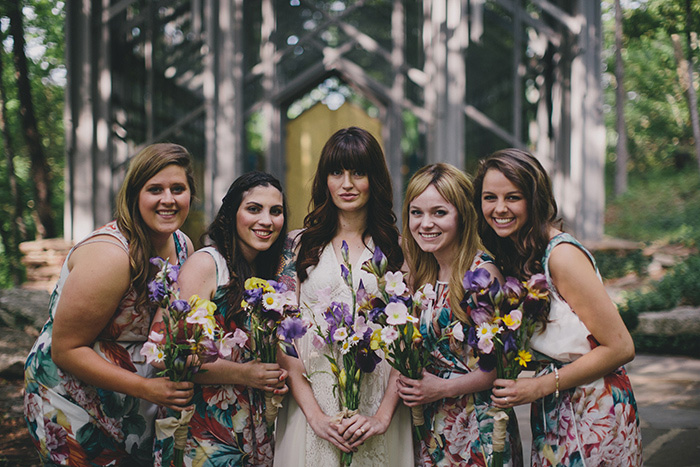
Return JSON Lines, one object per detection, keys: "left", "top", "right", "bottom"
{"left": 274, "top": 240, "right": 413, "bottom": 466}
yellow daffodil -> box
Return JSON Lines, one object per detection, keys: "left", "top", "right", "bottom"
{"left": 338, "top": 369, "right": 347, "bottom": 390}
{"left": 516, "top": 349, "right": 532, "bottom": 367}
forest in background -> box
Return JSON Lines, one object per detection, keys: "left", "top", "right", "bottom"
{"left": 0, "top": 0, "right": 699, "bottom": 287}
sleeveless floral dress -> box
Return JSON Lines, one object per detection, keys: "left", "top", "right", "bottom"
{"left": 273, "top": 233, "right": 413, "bottom": 466}
{"left": 417, "top": 252, "right": 523, "bottom": 467}
{"left": 23, "top": 221, "right": 189, "bottom": 466}
{"left": 529, "top": 233, "right": 643, "bottom": 467}
{"left": 154, "top": 247, "right": 274, "bottom": 466}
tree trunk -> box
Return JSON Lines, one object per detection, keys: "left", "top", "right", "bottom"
{"left": 7, "top": 0, "right": 56, "bottom": 238}
{"left": 0, "top": 31, "right": 25, "bottom": 285}
{"left": 614, "top": 0, "right": 628, "bottom": 197}
{"left": 685, "top": 0, "right": 700, "bottom": 174}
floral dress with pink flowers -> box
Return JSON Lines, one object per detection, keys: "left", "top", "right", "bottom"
{"left": 23, "top": 221, "right": 189, "bottom": 466}
{"left": 529, "top": 233, "right": 642, "bottom": 467}
{"left": 153, "top": 247, "right": 274, "bottom": 467}
{"left": 417, "top": 252, "right": 523, "bottom": 467}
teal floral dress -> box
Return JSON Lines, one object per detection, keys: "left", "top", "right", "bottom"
{"left": 418, "top": 252, "right": 523, "bottom": 467}
{"left": 529, "top": 233, "right": 642, "bottom": 466}
{"left": 23, "top": 221, "right": 189, "bottom": 466}
{"left": 154, "top": 247, "right": 274, "bottom": 466}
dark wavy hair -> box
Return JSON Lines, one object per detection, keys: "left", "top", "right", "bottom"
{"left": 296, "top": 127, "right": 403, "bottom": 282}
{"left": 116, "top": 143, "right": 196, "bottom": 312}
{"left": 473, "top": 148, "right": 561, "bottom": 279}
{"left": 203, "top": 171, "right": 288, "bottom": 327}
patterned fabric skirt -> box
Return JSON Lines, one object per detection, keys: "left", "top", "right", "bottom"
{"left": 530, "top": 365, "right": 643, "bottom": 467}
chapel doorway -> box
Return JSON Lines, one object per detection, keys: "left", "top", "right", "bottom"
{"left": 285, "top": 102, "right": 382, "bottom": 231}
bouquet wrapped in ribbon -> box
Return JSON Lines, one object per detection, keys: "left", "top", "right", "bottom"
{"left": 309, "top": 241, "right": 384, "bottom": 466}
{"left": 460, "top": 268, "right": 550, "bottom": 467}
{"left": 240, "top": 277, "right": 309, "bottom": 433}
{"left": 141, "top": 257, "right": 244, "bottom": 467}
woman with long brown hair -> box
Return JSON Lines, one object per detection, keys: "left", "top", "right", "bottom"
{"left": 274, "top": 127, "right": 412, "bottom": 466}
{"left": 24, "top": 143, "right": 196, "bottom": 466}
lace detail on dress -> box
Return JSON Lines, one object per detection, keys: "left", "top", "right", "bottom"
{"left": 297, "top": 241, "right": 393, "bottom": 465}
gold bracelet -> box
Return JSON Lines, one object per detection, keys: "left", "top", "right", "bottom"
{"left": 553, "top": 367, "right": 560, "bottom": 398}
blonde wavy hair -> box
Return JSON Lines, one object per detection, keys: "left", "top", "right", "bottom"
{"left": 115, "top": 143, "right": 196, "bottom": 311}
{"left": 402, "top": 163, "right": 483, "bottom": 323}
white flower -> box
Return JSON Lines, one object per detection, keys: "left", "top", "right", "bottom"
{"left": 381, "top": 326, "right": 399, "bottom": 344}
{"left": 186, "top": 307, "right": 212, "bottom": 326}
{"left": 282, "top": 290, "right": 298, "bottom": 307}
{"left": 451, "top": 322, "right": 465, "bottom": 342}
{"left": 384, "top": 271, "right": 407, "bottom": 296}
{"left": 476, "top": 322, "right": 494, "bottom": 339}
{"left": 262, "top": 292, "right": 284, "bottom": 312}
{"left": 140, "top": 341, "right": 164, "bottom": 364}
{"left": 353, "top": 315, "right": 369, "bottom": 335}
{"left": 478, "top": 336, "right": 494, "bottom": 353}
{"left": 312, "top": 333, "right": 326, "bottom": 350}
{"left": 148, "top": 330, "right": 164, "bottom": 343}
{"left": 333, "top": 327, "right": 348, "bottom": 342}
{"left": 385, "top": 302, "right": 409, "bottom": 325}
{"left": 340, "top": 340, "right": 352, "bottom": 355}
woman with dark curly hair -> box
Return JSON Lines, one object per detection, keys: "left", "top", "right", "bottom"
{"left": 152, "top": 171, "right": 289, "bottom": 466}
{"left": 474, "top": 148, "right": 642, "bottom": 467}
{"left": 274, "top": 127, "right": 412, "bottom": 466}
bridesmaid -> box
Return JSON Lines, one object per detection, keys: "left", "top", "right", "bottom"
{"left": 474, "top": 148, "right": 642, "bottom": 466}
{"left": 396, "top": 163, "right": 523, "bottom": 466}
{"left": 24, "top": 143, "right": 196, "bottom": 466}
{"left": 152, "top": 171, "right": 289, "bottom": 466}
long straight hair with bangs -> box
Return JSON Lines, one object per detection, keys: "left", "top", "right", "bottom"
{"left": 116, "top": 143, "right": 196, "bottom": 312}
{"left": 203, "top": 171, "right": 288, "bottom": 327}
{"left": 402, "top": 163, "right": 482, "bottom": 323}
{"left": 296, "top": 127, "right": 403, "bottom": 282}
{"left": 473, "top": 148, "right": 561, "bottom": 279}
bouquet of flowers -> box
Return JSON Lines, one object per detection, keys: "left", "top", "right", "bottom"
{"left": 358, "top": 247, "right": 463, "bottom": 440}
{"left": 309, "top": 241, "right": 384, "bottom": 466}
{"left": 240, "top": 277, "right": 309, "bottom": 433}
{"left": 141, "top": 257, "right": 243, "bottom": 467}
{"left": 461, "top": 268, "right": 550, "bottom": 467}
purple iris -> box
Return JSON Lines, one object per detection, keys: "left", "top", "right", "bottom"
{"left": 503, "top": 332, "right": 517, "bottom": 355}
{"left": 340, "top": 264, "right": 351, "bottom": 287}
{"left": 462, "top": 268, "right": 493, "bottom": 294}
{"left": 199, "top": 338, "right": 220, "bottom": 364}
{"left": 355, "top": 344, "right": 381, "bottom": 373}
{"left": 170, "top": 299, "right": 191, "bottom": 319}
{"left": 502, "top": 277, "right": 526, "bottom": 311}
{"left": 341, "top": 240, "right": 350, "bottom": 264}
{"left": 243, "top": 287, "right": 263, "bottom": 306}
{"left": 278, "top": 317, "right": 308, "bottom": 343}
{"left": 476, "top": 351, "right": 497, "bottom": 372}
{"left": 371, "top": 246, "right": 388, "bottom": 276}
{"left": 269, "top": 280, "right": 287, "bottom": 294}
{"left": 148, "top": 280, "right": 167, "bottom": 306}
{"left": 167, "top": 264, "right": 179, "bottom": 283}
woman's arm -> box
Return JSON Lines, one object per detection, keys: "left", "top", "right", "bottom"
{"left": 51, "top": 241, "right": 193, "bottom": 410}
{"left": 492, "top": 243, "right": 635, "bottom": 407}
{"left": 398, "top": 367, "right": 495, "bottom": 405}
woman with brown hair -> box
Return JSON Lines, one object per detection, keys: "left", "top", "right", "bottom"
{"left": 274, "top": 127, "right": 412, "bottom": 466}
{"left": 474, "top": 148, "right": 642, "bottom": 466}
{"left": 24, "top": 143, "right": 196, "bottom": 466}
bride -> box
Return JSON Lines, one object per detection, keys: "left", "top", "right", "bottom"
{"left": 274, "top": 127, "right": 413, "bottom": 466}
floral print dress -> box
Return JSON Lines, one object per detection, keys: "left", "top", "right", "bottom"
{"left": 23, "top": 221, "right": 189, "bottom": 466}
{"left": 418, "top": 252, "right": 523, "bottom": 467}
{"left": 529, "top": 233, "right": 643, "bottom": 467}
{"left": 154, "top": 247, "right": 274, "bottom": 467}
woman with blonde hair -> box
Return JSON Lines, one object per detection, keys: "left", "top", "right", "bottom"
{"left": 24, "top": 143, "right": 196, "bottom": 466}
{"left": 397, "top": 163, "right": 523, "bottom": 466}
